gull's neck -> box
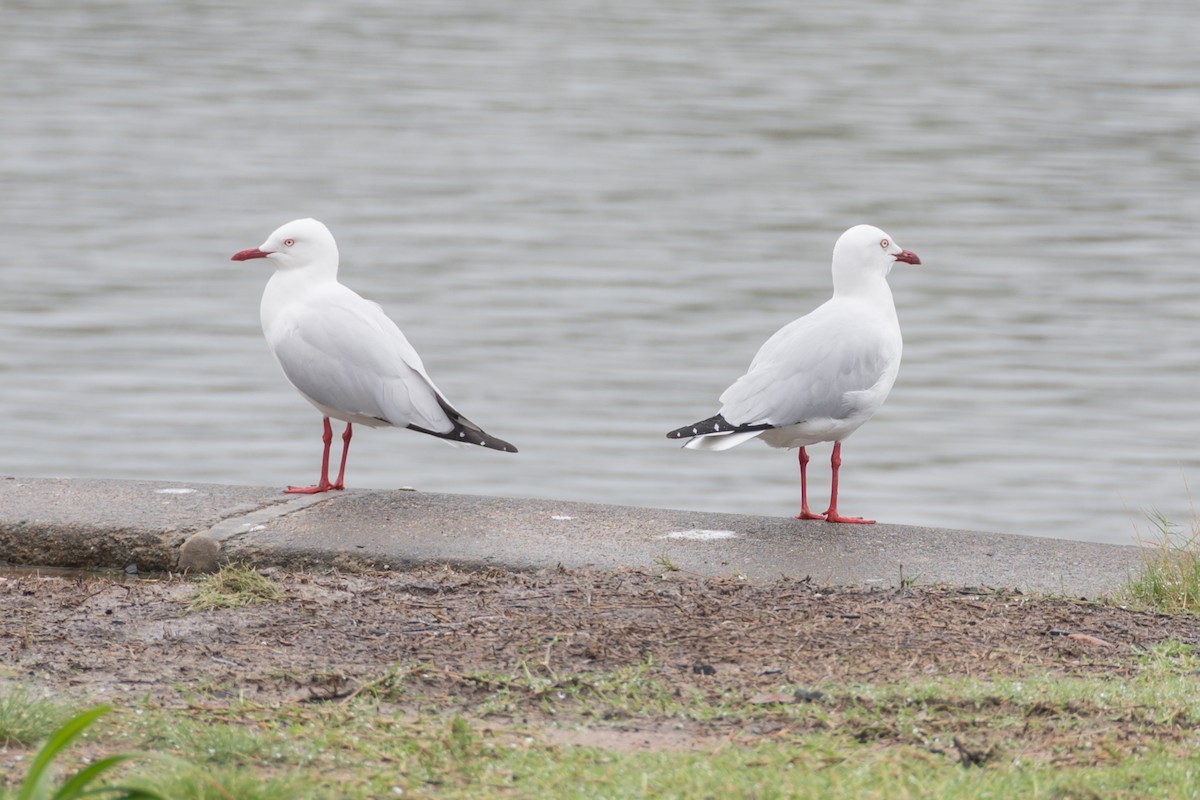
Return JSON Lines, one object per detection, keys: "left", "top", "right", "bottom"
{"left": 260, "top": 260, "right": 340, "bottom": 332}
{"left": 832, "top": 272, "right": 894, "bottom": 308}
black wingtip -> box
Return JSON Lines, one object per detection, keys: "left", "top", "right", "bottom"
{"left": 666, "top": 414, "right": 729, "bottom": 439}
{"left": 408, "top": 422, "right": 517, "bottom": 452}
{"left": 666, "top": 414, "right": 772, "bottom": 439}
{"left": 405, "top": 394, "right": 518, "bottom": 452}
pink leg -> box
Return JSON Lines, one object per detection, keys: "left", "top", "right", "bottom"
{"left": 823, "top": 442, "right": 874, "bottom": 524}
{"left": 285, "top": 417, "right": 336, "bottom": 494}
{"left": 331, "top": 422, "right": 353, "bottom": 490}
{"left": 793, "top": 447, "right": 825, "bottom": 520}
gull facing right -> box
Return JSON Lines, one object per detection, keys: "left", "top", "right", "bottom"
{"left": 667, "top": 224, "right": 920, "bottom": 524}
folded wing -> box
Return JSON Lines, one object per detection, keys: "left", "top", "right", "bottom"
{"left": 718, "top": 301, "right": 898, "bottom": 429}
{"left": 269, "top": 286, "right": 465, "bottom": 435}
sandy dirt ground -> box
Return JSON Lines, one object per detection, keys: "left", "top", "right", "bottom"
{"left": 3, "top": 566, "right": 1199, "bottom": 764}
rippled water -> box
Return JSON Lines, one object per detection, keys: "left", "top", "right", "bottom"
{"left": 2, "top": 1, "right": 1198, "bottom": 544}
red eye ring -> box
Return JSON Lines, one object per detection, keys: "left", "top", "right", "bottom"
{"left": 283, "top": 238, "right": 295, "bottom": 247}
{"left": 880, "top": 238, "right": 889, "bottom": 248}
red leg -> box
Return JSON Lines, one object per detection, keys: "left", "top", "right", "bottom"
{"left": 823, "top": 442, "right": 874, "bottom": 524}
{"left": 331, "top": 422, "right": 353, "bottom": 490}
{"left": 793, "top": 447, "right": 825, "bottom": 520}
{"left": 285, "top": 417, "right": 335, "bottom": 494}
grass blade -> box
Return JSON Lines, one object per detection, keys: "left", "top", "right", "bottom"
{"left": 53, "top": 754, "right": 133, "bottom": 798}
{"left": 17, "top": 706, "right": 112, "bottom": 800}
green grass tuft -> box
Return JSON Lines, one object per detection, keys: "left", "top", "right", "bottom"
{"left": 142, "top": 719, "right": 275, "bottom": 766}
{"left": 187, "top": 565, "right": 284, "bottom": 611}
{"left": 0, "top": 688, "right": 67, "bottom": 747}
{"left": 1121, "top": 511, "right": 1200, "bottom": 614}
{"left": 125, "top": 766, "right": 302, "bottom": 800}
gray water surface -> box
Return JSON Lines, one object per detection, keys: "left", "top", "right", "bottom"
{"left": 2, "top": 1, "right": 1198, "bottom": 544}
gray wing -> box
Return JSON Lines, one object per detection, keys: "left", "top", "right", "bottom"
{"left": 718, "top": 302, "right": 898, "bottom": 428}
{"left": 268, "top": 286, "right": 455, "bottom": 433}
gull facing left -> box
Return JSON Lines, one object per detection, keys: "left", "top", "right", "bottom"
{"left": 233, "top": 218, "right": 516, "bottom": 494}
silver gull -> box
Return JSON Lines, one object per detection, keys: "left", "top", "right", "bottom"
{"left": 232, "top": 218, "right": 516, "bottom": 494}
{"left": 667, "top": 224, "right": 919, "bottom": 523}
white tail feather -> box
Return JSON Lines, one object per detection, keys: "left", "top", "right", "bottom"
{"left": 682, "top": 429, "right": 763, "bottom": 451}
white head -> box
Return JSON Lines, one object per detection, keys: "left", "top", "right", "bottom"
{"left": 231, "top": 218, "right": 339, "bottom": 277}
{"left": 830, "top": 224, "right": 920, "bottom": 295}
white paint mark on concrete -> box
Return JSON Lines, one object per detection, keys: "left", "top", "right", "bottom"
{"left": 660, "top": 529, "right": 738, "bottom": 541}
{"left": 551, "top": 515, "right": 574, "bottom": 521}
{"left": 155, "top": 488, "right": 197, "bottom": 495}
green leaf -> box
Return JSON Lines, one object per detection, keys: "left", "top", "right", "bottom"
{"left": 53, "top": 754, "right": 133, "bottom": 799}
{"left": 17, "top": 706, "right": 113, "bottom": 800}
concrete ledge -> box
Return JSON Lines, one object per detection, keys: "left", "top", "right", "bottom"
{"left": 0, "top": 478, "right": 292, "bottom": 571}
{"left": 0, "top": 477, "right": 1144, "bottom": 597}
{"left": 178, "top": 492, "right": 332, "bottom": 572}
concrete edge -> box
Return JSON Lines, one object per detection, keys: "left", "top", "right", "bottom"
{"left": 0, "top": 522, "right": 183, "bottom": 572}
{"left": 0, "top": 478, "right": 1146, "bottom": 597}
{"left": 178, "top": 493, "right": 334, "bottom": 572}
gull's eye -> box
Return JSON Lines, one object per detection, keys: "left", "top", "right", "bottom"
{"left": 283, "top": 238, "right": 296, "bottom": 247}
{"left": 880, "top": 238, "right": 889, "bottom": 249}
